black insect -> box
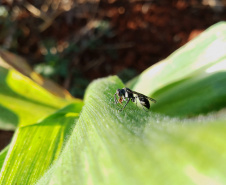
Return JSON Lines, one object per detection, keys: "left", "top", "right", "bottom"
{"left": 114, "top": 87, "right": 156, "bottom": 111}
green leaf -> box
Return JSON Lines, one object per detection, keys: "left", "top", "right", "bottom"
{"left": 0, "top": 66, "right": 78, "bottom": 130}
{"left": 127, "top": 22, "right": 226, "bottom": 117}
{"left": 151, "top": 71, "right": 226, "bottom": 117}
{"left": 0, "top": 102, "right": 83, "bottom": 184}
{"left": 2, "top": 22, "right": 226, "bottom": 185}
{"left": 35, "top": 76, "right": 226, "bottom": 185}
{"left": 0, "top": 49, "right": 73, "bottom": 99}
{"left": 0, "top": 145, "right": 9, "bottom": 170}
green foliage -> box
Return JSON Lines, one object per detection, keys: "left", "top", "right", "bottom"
{"left": 1, "top": 22, "right": 226, "bottom": 185}
{"left": 0, "top": 103, "right": 83, "bottom": 184}
{"left": 0, "top": 66, "right": 74, "bottom": 130}
{"left": 36, "top": 76, "right": 226, "bottom": 185}
{"left": 0, "top": 145, "right": 9, "bottom": 170}
{"left": 127, "top": 21, "right": 226, "bottom": 117}
{"left": 151, "top": 72, "right": 226, "bottom": 116}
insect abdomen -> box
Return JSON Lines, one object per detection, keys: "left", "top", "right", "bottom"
{"left": 139, "top": 97, "right": 150, "bottom": 109}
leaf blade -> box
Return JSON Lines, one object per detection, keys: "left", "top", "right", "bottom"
{"left": 0, "top": 103, "right": 83, "bottom": 184}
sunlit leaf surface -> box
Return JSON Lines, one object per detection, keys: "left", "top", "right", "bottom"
{"left": 127, "top": 22, "right": 226, "bottom": 116}
{"left": 0, "top": 103, "right": 83, "bottom": 184}
{"left": 1, "top": 22, "right": 226, "bottom": 185}
{"left": 0, "top": 145, "right": 9, "bottom": 170}
{"left": 0, "top": 66, "right": 78, "bottom": 130}
{"left": 36, "top": 76, "right": 226, "bottom": 185}
{"left": 0, "top": 49, "right": 73, "bottom": 99}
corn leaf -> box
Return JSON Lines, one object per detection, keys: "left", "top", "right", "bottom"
{"left": 0, "top": 103, "right": 83, "bottom": 184}
{"left": 0, "top": 49, "right": 73, "bottom": 99}
{"left": 127, "top": 21, "right": 226, "bottom": 117}
{"left": 0, "top": 66, "right": 77, "bottom": 130}
{"left": 1, "top": 22, "right": 226, "bottom": 185}
{"left": 0, "top": 145, "right": 9, "bottom": 170}
{"left": 36, "top": 76, "right": 226, "bottom": 185}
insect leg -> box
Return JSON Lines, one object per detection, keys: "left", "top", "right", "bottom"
{"left": 119, "top": 98, "right": 130, "bottom": 111}
{"left": 131, "top": 97, "right": 137, "bottom": 106}
{"left": 141, "top": 104, "right": 148, "bottom": 112}
{"left": 114, "top": 93, "right": 119, "bottom": 104}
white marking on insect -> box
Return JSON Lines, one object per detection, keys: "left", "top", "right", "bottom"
{"left": 125, "top": 91, "right": 128, "bottom": 98}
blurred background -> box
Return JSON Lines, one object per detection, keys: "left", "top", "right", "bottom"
{"left": 1, "top": 0, "right": 226, "bottom": 149}
{"left": 1, "top": 0, "right": 226, "bottom": 98}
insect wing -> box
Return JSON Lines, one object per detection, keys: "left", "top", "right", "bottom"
{"left": 146, "top": 96, "right": 157, "bottom": 103}
{"left": 131, "top": 90, "right": 157, "bottom": 103}
{"left": 138, "top": 96, "right": 150, "bottom": 109}
{"left": 130, "top": 90, "right": 147, "bottom": 98}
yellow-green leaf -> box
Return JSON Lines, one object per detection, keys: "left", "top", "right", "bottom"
{"left": 0, "top": 103, "right": 83, "bottom": 184}
{"left": 36, "top": 76, "right": 226, "bottom": 185}
{"left": 127, "top": 21, "right": 226, "bottom": 117}
{"left": 0, "top": 66, "right": 78, "bottom": 130}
